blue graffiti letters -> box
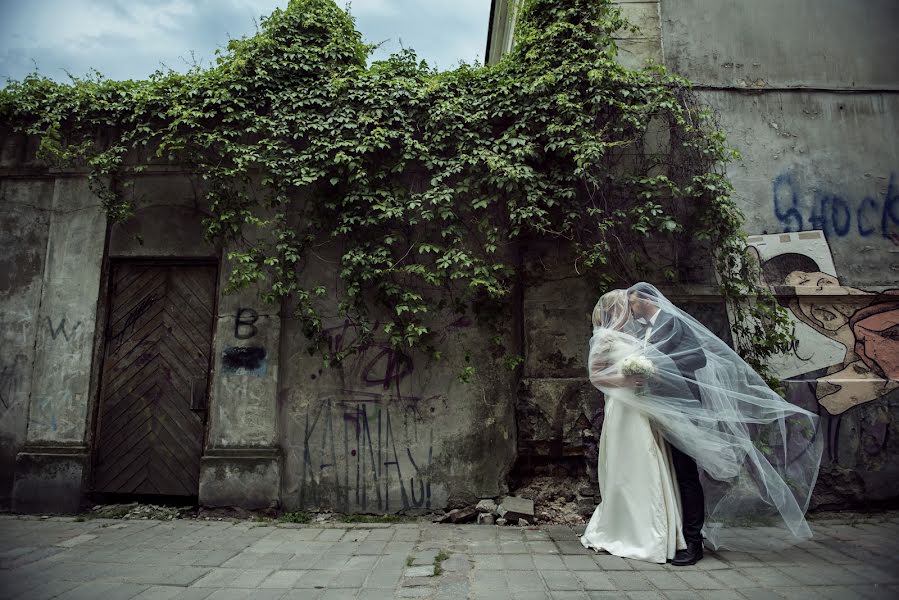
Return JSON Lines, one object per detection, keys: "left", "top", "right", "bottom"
{"left": 772, "top": 172, "right": 899, "bottom": 239}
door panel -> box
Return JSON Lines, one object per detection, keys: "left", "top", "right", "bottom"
{"left": 94, "top": 263, "right": 216, "bottom": 496}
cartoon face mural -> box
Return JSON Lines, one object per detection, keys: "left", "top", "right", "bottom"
{"left": 747, "top": 231, "right": 899, "bottom": 416}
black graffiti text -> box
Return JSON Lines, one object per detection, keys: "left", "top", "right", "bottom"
{"left": 235, "top": 308, "right": 259, "bottom": 340}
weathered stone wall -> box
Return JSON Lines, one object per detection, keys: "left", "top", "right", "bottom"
{"left": 1, "top": 132, "right": 107, "bottom": 512}
{"left": 514, "top": 240, "right": 731, "bottom": 499}
{"left": 0, "top": 171, "right": 52, "bottom": 509}
{"left": 278, "top": 245, "right": 519, "bottom": 514}
{"left": 2, "top": 0, "right": 895, "bottom": 513}
{"left": 0, "top": 130, "right": 518, "bottom": 513}
{"left": 488, "top": 0, "right": 899, "bottom": 509}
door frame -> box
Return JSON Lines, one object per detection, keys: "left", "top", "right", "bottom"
{"left": 87, "top": 257, "right": 220, "bottom": 496}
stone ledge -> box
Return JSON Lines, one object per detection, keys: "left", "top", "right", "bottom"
{"left": 199, "top": 446, "right": 282, "bottom": 509}
{"left": 202, "top": 446, "right": 282, "bottom": 459}
{"left": 12, "top": 446, "right": 89, "bottom": 514}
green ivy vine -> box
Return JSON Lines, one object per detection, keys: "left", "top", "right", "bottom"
{"left": 0, "top": 0, "right": 793, "bottom": 385}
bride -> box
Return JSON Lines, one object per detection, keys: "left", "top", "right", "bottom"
{"left": 580, "top": 284, "right": 822, "bottom": 563}
{"left": 580, "top": 289, "right": 686, "bottom": 563}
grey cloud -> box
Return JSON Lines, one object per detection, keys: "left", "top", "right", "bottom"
{"left": 0, "top": 0, "right": 491, "bottom": 84}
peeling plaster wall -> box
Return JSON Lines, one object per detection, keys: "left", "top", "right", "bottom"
{"left": 1, "top": 130, "right": 108, "bottom": 512}
{"left": 661, "top": 0, "right": 898, "bottom": 91}
{"left": 0, "top": 177, "right": 52, "bottom": 508}
{"left": 278, "top": 247, "right": 519, "bottom": 514}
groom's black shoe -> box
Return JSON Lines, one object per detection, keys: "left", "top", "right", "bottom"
{"left": 671, "top": 541, "right": 703, "bottom": 566}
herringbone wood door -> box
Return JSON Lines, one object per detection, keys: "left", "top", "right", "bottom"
{"left": 94, "top": 263, "right": 216, "bottom": 496}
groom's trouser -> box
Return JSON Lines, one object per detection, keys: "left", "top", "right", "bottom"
{"left": 671, "top": 444, "right": 705, "bottom": 543}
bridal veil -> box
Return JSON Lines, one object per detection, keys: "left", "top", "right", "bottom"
{"left": 588, "top": 283, "right": 823, "bottom": 550}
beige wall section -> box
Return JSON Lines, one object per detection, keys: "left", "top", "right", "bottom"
{"left": 485, "top": 1, "right": 662, "bottom": 69}
{"left": 25, "top": 178, "right": 106, "bottom": 444}
{"left": 206, "top": 262, "right": 280, "bottom": 449}
{"left": 199, "top": 249, "right": 283, "bottom": 510}
{"left": 485, "top": 0, "right": 517, "bottom": 65}
{"left": 10, "top": 175, "right": 107, "bottom": 513}
{"left": 613, "top": 1, "right": 662, "bottom": 70}
{"left": 0, "top": 178, "right": 54, "bottom": 508}
{"left": 661, "top": 0, "right": 899, "bottom": 90}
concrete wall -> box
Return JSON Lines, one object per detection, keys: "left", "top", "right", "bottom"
{"left": 2, "top": 0, "right": 895, "bottom": 513}
{"left": 0, "top": 175, "right": 52, "bottom": 508}
{"left": 482, "top": 0, "right": 899, "bottom": 508}
{"left": 1, "top": 131, "right": 108, "bottom": 512}
{"left": 485, "top": 1, "right": 663, "bottom": 71}
{"left": 659, "top": 0, "right": 899, "bottom": 505}
{"left": 661, "top": 0, "right": 899, "bottom": 91}
{"left": 613, "top": 1, "right": 662, "bottom": 70}
{"left": 278, "top": 246, "right": 518, "bottom": 514}
{"left": 0, "top": 128, "right": 518, "bottom": 513}
{"left": 199, "top": 252, "right": 283, "bottom": 511}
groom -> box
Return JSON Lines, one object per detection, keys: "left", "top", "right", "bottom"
{"left": 628, "top": 287, "right": 707, "bottom": 566}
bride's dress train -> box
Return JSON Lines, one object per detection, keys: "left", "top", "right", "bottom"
{"left": 580, "top": 389, "right": 686, "bottom": 564}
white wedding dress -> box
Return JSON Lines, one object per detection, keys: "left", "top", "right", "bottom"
{"left": 580, "top": 336, "right": 687, "bottom": 564}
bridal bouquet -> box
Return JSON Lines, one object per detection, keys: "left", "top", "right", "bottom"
{"left": 621, "top": 355, "right": 655, "bottom": 377}
{"left": 621, "top": 355, "right": 654, "bottom": 395}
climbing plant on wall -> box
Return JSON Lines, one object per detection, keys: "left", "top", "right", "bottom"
{"left": 0, "top": 0, "right": 792, "bottom": 383}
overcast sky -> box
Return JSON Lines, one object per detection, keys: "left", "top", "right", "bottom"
{"left": 0, "top": 0, "right": 493, "bottom": 84}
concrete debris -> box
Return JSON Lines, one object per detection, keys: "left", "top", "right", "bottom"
{"left": 497, "top": 496, "right": 535, "bottom": 524}
{"left": 90, "top": 503, "right": 193, "bottom": 521}
{"left": 447, "top": 507, "right": 478, "bottom": 524}
{"left": 431, "top": 477, "right": 596, "bottom": 526}
{"left": 477, "top": 513, "right": 495, "bottom": 525}
{"left": 576, "top": 493, "right": 598, "bottom": 518}
{"left": 510, "top": 476, "right": 592, "bottom": 525}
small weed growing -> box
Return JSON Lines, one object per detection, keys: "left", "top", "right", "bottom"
{"left": 433, "top": 549, "right": 450, "bottom": 576}
{"left": 279, "top": 511, "right": 312, "bottom": 524}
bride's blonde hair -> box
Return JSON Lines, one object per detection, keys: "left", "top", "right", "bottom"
{"left": 592, "top": 289, "right": 627, "bottom": 329}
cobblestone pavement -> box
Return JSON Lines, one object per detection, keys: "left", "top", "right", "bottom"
{"left": 1, "top": 512, "right": 897, "bottom": 600}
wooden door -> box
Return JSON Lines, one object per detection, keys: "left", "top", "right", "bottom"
{"left": 93, "top": 262, "right": 216, "bottom": 496}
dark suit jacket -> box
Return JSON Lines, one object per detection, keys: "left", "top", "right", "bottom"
{"left": 645, "top": 310, "right": 707, "bottom": 402}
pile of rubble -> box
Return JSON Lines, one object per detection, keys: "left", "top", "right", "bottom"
{"left": 436, "top": 495, "right": 537, "bottom": 526}
{"left": 89, "top": 502, "right": 194, "bottom": 520}
{"left": 434, "top": 477, "right": 600, "bottom": 527}
{"left": 514, "top": 475, "right": 597, "bottom": 526}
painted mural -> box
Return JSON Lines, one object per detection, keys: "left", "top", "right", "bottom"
{"left": 744, "top": 230, "right": 899, "bottom": 503}
{"left": 747, "top": 230, "right": 898, "bottom": 416}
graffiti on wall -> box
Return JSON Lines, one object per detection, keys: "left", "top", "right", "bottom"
{"left": 295, "top": 399, "right": 437, "bottom": 512}
{"left": 771, "top": 172, "right": 899, "bottom": 242}
{"left": 19, "top": 313, "right": 89, "bottom": 437}
{"left": 747, "top": 230, "right": 899, "bottom": 417}
{"left": 222, "top": 308, "right": 268, "bottom": 377}
{"left": 0, "top": 353, "right": 27, "bottom": 422}
{"left": 45, "top": 316, "right": 82, "bottom": 343}
{"left": 287, "top": 315, "right": 471, "bottom": 512}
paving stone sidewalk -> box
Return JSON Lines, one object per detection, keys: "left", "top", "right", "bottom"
{"left": 1, "top": 512, "right": 897, "bottom": 600}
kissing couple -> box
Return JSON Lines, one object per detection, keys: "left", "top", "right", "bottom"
{"left": 579, "top": 283, "right": 823, "bottom": 564}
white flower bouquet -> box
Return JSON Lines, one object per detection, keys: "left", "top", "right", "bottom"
{"left": 621, "top": 354, "right": 655, "bottom": 377}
